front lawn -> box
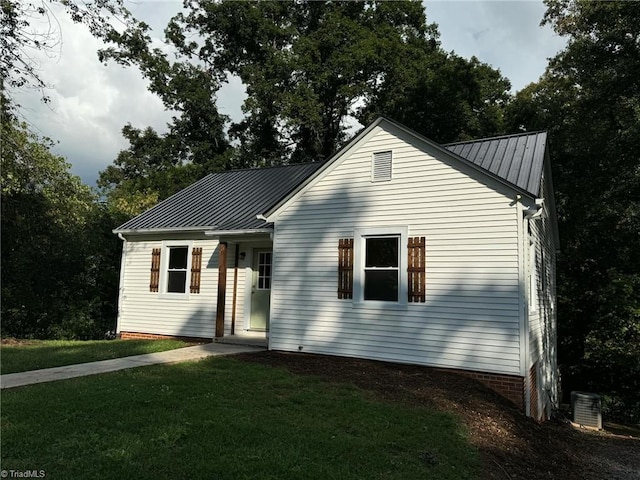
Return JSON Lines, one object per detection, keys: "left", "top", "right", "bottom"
{"left": 0, "top": 339, "right": 191, "bottom": 374}
{"left": 0, "top": 356, "right": 479, "bottom": 479}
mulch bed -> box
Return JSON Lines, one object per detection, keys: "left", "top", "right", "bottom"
{"left": 235, "top": 351, "right": 640, "bottom": 480}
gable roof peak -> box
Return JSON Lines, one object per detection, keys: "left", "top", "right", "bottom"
{"left": 444, "top": 130, "right": 547, "bottom": 146}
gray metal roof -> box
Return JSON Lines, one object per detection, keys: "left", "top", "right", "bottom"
{"left": 116, "top": 121, "right": 549, "bottom": 234}
{"left": 115, "top": 162, "right": 323, "bottom": 233}
{"left": 445, "top": 131, "right": 547, "bottom": 197}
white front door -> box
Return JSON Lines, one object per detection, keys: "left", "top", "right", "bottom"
{"left": 249, "top": 250, "right": 272, "bottom": 331}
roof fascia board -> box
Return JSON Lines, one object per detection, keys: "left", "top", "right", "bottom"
{"left": 114, "top": 227, "right": 272, "bottom": 236}
{"left": 262, "top": 117, "right": 386, "bottom": 222}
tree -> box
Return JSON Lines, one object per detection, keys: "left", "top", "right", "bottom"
{"left": 99, "top": 0, "right": 510, "bottom": 169}
{"left": 361, "top": 53, "right": 511, "bottom": 143}
{"left": 506, "top": 0, "right": 640, "bottom": 421}
{"left": 1, "top": 0, "right": 139, "bottom": 106}
{"left": 0, "top": 1, "right": 148, "bottom": 339}
{"left": 1, "top": 111, "right": 120, "bottom": 338}
{"left": 93, "top": 6, "right": 234, "bottom": 207}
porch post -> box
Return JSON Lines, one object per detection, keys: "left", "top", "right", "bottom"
{"left": 215, "top": 242, "right": 228, "bottom": 338}
{"left": 231, "top": 244, "right": 240, "bottom": 335}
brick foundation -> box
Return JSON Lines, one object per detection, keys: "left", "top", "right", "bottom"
{"left": 119, "top": 331, "right": 212, "bottom": 344}
{"left": 448, "top": 369, "right": 525, "bottom": 410}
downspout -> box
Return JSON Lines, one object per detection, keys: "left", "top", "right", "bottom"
{"left": 115, "top": 233, "right": 127, "bottom": 337}
{"left": 515, "top": 196, "right": 530, "bottom": 416}
{"left": 521, "top": 197, "right": 544, "bottom": 418}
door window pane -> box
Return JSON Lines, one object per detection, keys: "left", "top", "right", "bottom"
{"left": 258, "top": 252, "right": 272, "bottom": 290}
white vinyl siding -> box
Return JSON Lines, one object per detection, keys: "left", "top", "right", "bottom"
{"left": 117, "top": 235, "right": 249, "bottom": 339}
{"left": 270, "top": 123, "right": 523, "bottom": 375}
{"left": 527, "top": 170, "right": 558, "bottom": 417}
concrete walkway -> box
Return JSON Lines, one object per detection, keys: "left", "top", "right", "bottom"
{"left": 0, "top": 343, "right": 265, "bottom": 390}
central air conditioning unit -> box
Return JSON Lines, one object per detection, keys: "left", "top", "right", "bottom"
{"left": 571, "top": 391, "right": 602, "bottom": 430}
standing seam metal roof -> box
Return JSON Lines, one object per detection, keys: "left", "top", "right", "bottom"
{"left": 115, "top": 162, "right": 323, "bottom": 232}
{"left": 444, "top": 131, "right": 547, "bottom": 197}
{"left": 115, "top": 127, "right": 548, "bottom": 233}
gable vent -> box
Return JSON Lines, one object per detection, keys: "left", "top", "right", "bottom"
{"left": 372, "top": 150, "right": 392, "bottom": 182}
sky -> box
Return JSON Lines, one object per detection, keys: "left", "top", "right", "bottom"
{"left": 12, "top": 0, "right": 567, "bottom": 187}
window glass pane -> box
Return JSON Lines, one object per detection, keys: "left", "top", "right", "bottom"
{"left": 167, "top": 271, "right": 187, "bottom": 293}
{"left": 169, "top": 247, "right": 188, "bottom": 269}
{"left": 365, "top": 237, "right": 398, "bottom": 267}
{"left": 257, "top": 251, "right": 272, "bottom": 290}
{"left": 364, "top": 270, "right": 398, "bottom": 301}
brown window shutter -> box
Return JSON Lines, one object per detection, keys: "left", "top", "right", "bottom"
{"left": 190, "top": 247, "right": 203, "bottom": 294}
{"left": 150, "top": 248, "right": 161, "bottom": 292}
{"left": 408, "top": 237, "right": 426, "bottom": 302}
{"left": 338, "top": 238, "right": 354, "bottom": 299}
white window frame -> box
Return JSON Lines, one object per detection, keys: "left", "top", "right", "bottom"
{"left": 353, "top": 226, "right": 408, "bottom": 308}
{"left": 159, "top": 240, "right": 193, "bottom": 299}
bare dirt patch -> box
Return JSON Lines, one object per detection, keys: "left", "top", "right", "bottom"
{"left": 236, "top": 351, "right": 640, "bottom": 480}
{"left": 0, "top": 338, "right": 38, "bottom": 346}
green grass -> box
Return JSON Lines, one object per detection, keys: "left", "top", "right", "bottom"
{"left": 0, "top": 339, "right": 190, "bottom": 374}
{"left": 1, "top": 357, "right": 479, "bottom": 479}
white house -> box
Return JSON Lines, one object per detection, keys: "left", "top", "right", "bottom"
{"left": 113, "top": 117, "right": 559, "bottom": 420}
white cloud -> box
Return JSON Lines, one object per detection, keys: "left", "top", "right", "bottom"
{"left": 424, "top": 0, "right": 567, "bottom": 91}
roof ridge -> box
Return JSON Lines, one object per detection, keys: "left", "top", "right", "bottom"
{"left": 209, "top": 161, "right": 322, "bottom": 175}
{"left": 444, "top": 130, "right": 547, "bottom": 146}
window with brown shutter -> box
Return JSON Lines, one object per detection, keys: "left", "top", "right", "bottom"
{"left": 190, "top": 247, "right": 203, "bottom": 294}
{"left": 338, "top": 238, "right": 354, "bottom": 299}
{"left": 408, "top": 236, "right": 426, "bottom": 302}
{"left": 150, "top": 248, "right": 161, "bottom": 292}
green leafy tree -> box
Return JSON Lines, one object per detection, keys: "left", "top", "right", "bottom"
{"left": 361, "top": 53, "right": 511, "bottom": 143}
{"left": 94, "top": 10, "right": 233, "bottom": 208}
{"left": 507, "top": 0, "right": 640, "bottom": 421}
{"left": 1, "top": 0, "right": 145, "bottom": 338}
{"left": 1, "top": 0, "right": 139, "bottom": 105}
{"left": 99, "top": 0, "right": 509, "bottom": 170}
{"left": 1, "top": 112, "right": 120, "bottom": 338}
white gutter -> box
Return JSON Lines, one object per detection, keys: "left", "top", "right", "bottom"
{"left": 524, "top": 198, "right": 545, "bottom": 220}
{"left": 115, "top": 233, "right": 127, "bottom": 335}
{"left": 113, "top": 227, "right": 273, "bottom": 236}
{"left": 203, "top": 229, "right": 272, "bottom": 237}
{"left": 254, "top": 215, "right": 275, "bottom": 241}
{"left": 112, "top": 226, "right": 218, "bottom": 235}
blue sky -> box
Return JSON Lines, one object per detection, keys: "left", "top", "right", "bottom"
{"left": 13, "top": 0, "right": 566, "bottom": 187}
